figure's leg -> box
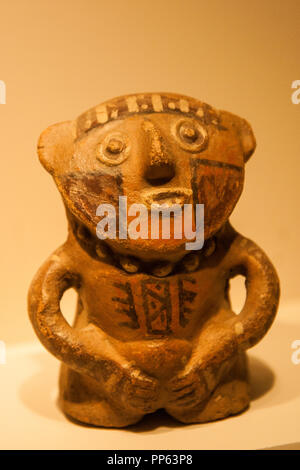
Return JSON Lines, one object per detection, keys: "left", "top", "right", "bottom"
{"left": 165, "top": 353, "right": 250, "bottom": 424}
{"left": 59, "top": 364, "right": 145, "bottom": 428}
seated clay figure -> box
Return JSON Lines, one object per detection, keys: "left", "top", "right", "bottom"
{"left": 28, "top": 93, "right": 280, "bottom": 427}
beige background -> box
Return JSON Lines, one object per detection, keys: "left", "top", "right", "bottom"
{"left": 0, "top": 0, "right": 299, "bottom": 346}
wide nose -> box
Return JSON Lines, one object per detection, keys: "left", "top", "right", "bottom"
{"left": 142, "top": 120, "right": 175, "bottom": 186}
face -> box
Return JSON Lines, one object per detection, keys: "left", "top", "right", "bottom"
{"left": 39, "top": 96, "right": 255, "bottom": 261}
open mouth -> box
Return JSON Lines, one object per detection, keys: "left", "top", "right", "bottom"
{"left": 142, "top": 187, "right": 193, "bottom": 208}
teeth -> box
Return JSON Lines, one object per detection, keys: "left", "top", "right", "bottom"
{"left": 152, "top": 197, "right": 184, "bottom": 207}
{"left": 142, "top": 188, "right": 192, "bottom": 208}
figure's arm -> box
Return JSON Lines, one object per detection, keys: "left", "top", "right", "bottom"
{"left": 226, "top": 234, "right": 280, "bottom": 350}
{"left": 28, "top": 247, "right": 159, "bottom": 412}
{"left": 194, "top": 233, "right": 280, "bottom": 369}
{"left": 28, "top": 247, "right": 128, "bottom": 381}
{"left": 166, "top": 233, "right": 280, "bottom": 405}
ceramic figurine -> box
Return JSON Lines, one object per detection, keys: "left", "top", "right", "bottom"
{"left": 28, "top": 93, "right": 280, "bottom": 427}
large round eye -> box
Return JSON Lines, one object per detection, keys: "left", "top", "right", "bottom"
{"left": 172, "top": 119, "right": 208, "bottom": 152}
{"left": 97, "top": 133, "right": 130, "bottom": 165}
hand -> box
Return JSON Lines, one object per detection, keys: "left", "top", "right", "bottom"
{"left": 165, "top": 324, "right": 238, "bottom": 409}
{"left": 98, "top": 358, "right": 160, "bottom": 413}
{"left": 119, "top": 365, "right": 160, "bottom": 413}
{"left": 80, "top": 324, "right": 160, "bottom": 412}
{"left": 165, "top": 359, "right": 208, "bottom": 409}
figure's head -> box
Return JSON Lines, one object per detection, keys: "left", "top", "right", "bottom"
{"left": 38, "top": 92, "right": 255, "bottom": 261}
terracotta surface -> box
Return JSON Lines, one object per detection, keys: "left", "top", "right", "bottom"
{"left": 27, "top": 93, "right": 280, "bottom": 427}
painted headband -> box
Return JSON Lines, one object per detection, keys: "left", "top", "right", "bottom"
{"left": 76, "top": 93, "right": 222, "bottom": 138}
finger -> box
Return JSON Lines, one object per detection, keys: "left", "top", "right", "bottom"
{"left": 128, "top": 370, "right": 158, "bottom": 390}
{"left": 125, "top": 380, "right": 159, "bottom": 398}
{"left": 167, "top": 375, "right": 195, "bottom": 393}
{"left": 168, "top": 387, "right": 197, "bottom": 404}
{"left": 168, "top": 384, "right": 196, "bottom": 400}
{"left": 168, "top": 392, "right": 203, "bottom": 409}
{"left": 169, "top": 380, "right": 195, "bottom": 392}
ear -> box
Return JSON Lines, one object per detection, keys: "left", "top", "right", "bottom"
{"left": 37, "top": 121, "right": 76, "bottom": 175}
{"left": 220, "top": 111, "right": 256, "bottom": 162}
